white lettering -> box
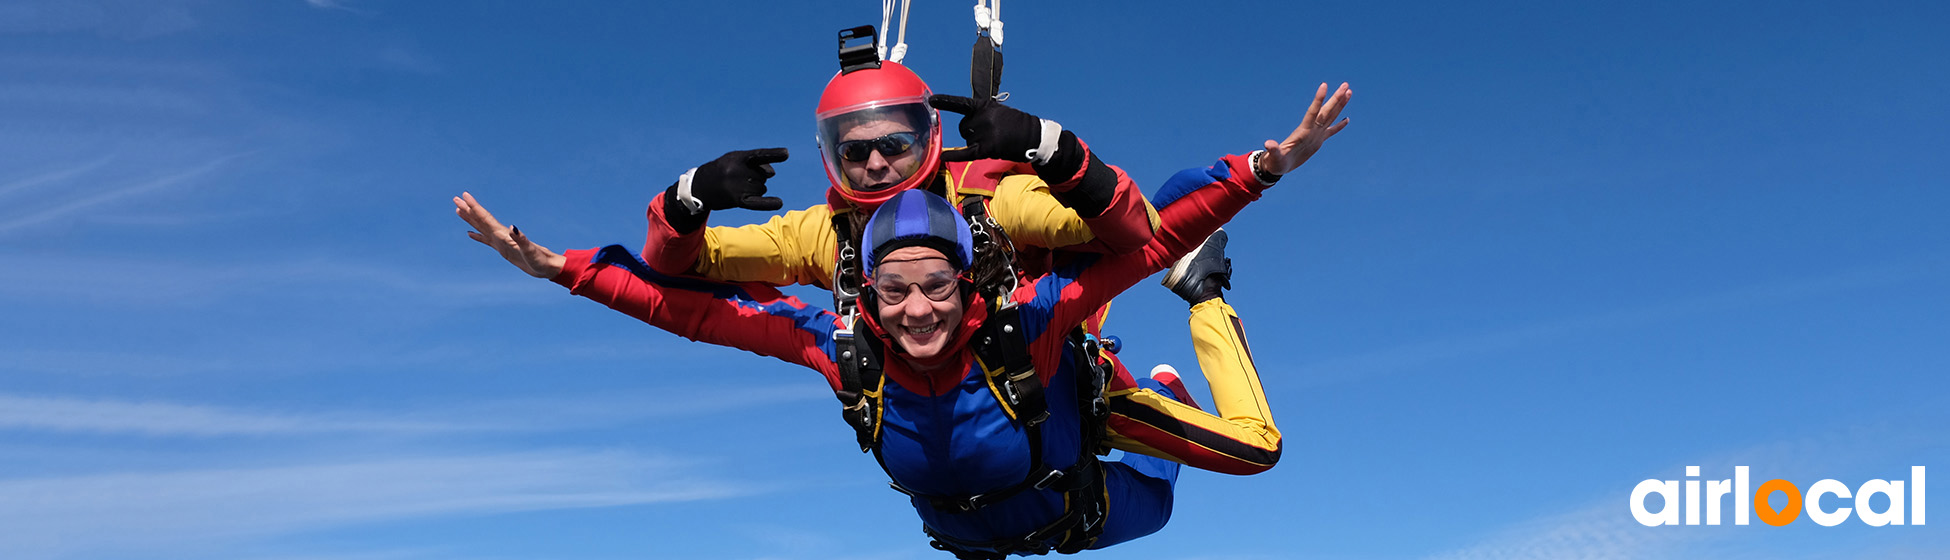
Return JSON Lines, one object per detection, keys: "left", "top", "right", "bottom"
{"left": 1632, "top": 479, "right": 1680, "bottom": 527}
{"left": 1707, "top": 478, "right": 1732, "bottom": 525}
{"left": 1736, "top": 466, "right": 1750, "bottom": 525}
{"left": 1855, "top": 479, "right": 1904, "bottom": 526}
{"left": 1915, "top": 466, "right": 1927, "bottom": 525}
{"left": 1807, "top": 479, "right": 1853, "bottom": 527}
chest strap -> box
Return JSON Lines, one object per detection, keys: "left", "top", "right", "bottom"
{"left": 833, "top": 319, "right": 887, "bottom": 453}
{"left": 902, "top": 325, "right": 1116, "bottom": 558}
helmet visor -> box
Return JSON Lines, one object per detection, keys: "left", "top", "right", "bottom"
{"left": 817, "top": 99, "right": 937, "bottom": 193}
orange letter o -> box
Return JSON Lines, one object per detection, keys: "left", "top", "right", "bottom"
{"left": 1754, "top": 479, "right": 1802, "bottom": 527}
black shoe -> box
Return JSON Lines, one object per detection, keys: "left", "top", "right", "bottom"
{"left": 1162, "top": 230, "right": 1231, "bottom": 305}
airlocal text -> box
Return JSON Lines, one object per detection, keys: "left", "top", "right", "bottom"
{"left": 1631, "top": 466, "right": 1925, "bottom": 527}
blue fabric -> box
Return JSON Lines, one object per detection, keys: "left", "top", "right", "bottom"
{"left": 863, "top": 190, "right": 975, "bottom": 277}
{"left": 894, "top": 344, "right": 1186, "bottom": 552}
{"left": 1089, "top": 377, "right": 1183, "bottom": 550}
{"left": 1013, "top": 252, "right": 1101, "bottom": 345}
{"left": 1151, "top": 157, "right": 1232, "bottom": 209}
{"left": 890, "top": 346, "right": 1087, "bottom": 544}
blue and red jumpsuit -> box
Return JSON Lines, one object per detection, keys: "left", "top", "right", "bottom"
{"left": 551, "top": 154, "right": 1279, "bottom": 552}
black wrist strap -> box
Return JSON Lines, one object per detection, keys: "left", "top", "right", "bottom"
{"left": 661, "top": 183, "right": 708, "bottom": 233}
{"left": 1250, "top": 150, "right": 1283, "bottom": 186}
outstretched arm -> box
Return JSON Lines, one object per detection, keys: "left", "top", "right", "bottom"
{"left": 455, "top": 191, "right": 566, "bottom": 278}
{"left": 455, "top": 192, "right": 845, "bottom": 387}
{"left": 1036, "top": 82, "right": 1355, "bottom": 337}
{"left": 1258, "top": 82, "right": 1353, "bottom": 177}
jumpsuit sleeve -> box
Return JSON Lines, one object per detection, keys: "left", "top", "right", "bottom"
{"left": 1030, "top": 153, "right": 1270, "bottom": 336}
{"left": 1017, "top": 153, "right": 1282, "bottom": 475}
{"left": 555, "top": 245, "right": 845, "bottom": 389}
{"left": 642, "top": 192, "right": 838, "bottom": 290}
{"left": 987, "top": 167, "right": 1161, "bottom": 254}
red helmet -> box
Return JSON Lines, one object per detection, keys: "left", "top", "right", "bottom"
{"left": 815, "top": 61, "right": 942, "bottom": 209}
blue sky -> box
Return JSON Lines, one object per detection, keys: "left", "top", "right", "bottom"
{"left": 1, "top": 1, "right": 1945, "bottom": 558}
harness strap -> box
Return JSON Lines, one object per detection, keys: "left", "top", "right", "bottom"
{"left": 893, "top": 323, "right": 1116, "bottom": 518}
{"left": 834, "top": 317, "right": 887, "bottom": 453}
{"left": 974, "top": 306, "right": 1044, "bottom": 424}
{"left": 923, "top": 461, "right": 1107, "bottom": 558}
{"left": 830, "top": 212, "right": 864, "bottom": 315}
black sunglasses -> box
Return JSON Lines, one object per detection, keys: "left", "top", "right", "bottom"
{"left": 836, "top": 132, "right": 921, "bottom": 163}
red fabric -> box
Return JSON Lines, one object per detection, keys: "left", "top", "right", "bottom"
{"left": 551, "top": 249, "right": 845, "bottom": 391}
{"left": 1074, "top": 162, "right": 1152, "bottom": 253}
{"left": 640, "top": 192, "right": 708, "bottom": 276}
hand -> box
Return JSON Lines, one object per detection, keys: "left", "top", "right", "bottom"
{"left": 691, "top": 148, "right": 788, "bottom": 212}
{"left": 1258, "top": 82, "right": 1352, "bottom": 176}
{"left": 929, "top": 94, "right": 1046, "bottom": 163}
{"left": 454, "top": 191, "right": 566, "bottom": 279}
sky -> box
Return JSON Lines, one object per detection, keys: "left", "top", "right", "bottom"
{"left": 0, "top": 0, "right": 1946, "bottom": 559}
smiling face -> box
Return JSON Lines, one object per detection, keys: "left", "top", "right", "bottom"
{"left": 871, "top": 246, "right": 965, "bottom": 362}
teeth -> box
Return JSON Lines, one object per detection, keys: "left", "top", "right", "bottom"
{"left": 908, "top": 323, "right": 938, "bottom": 334}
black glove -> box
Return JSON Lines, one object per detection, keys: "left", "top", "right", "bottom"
{"left": 660, "top": 147, "right": 787, "bottom": 233}
{"left": 929, "top": 94, "right": 1046, "bottom": 163}
{"left": 691, "top": 147, "right": 788, "bottom": 212}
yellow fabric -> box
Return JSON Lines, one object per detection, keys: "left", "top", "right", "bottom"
{"left": 695, "top": 204, "right": 840, "bottom": 289}
{"left": 987, "top": 174, "right": 1094, "bottom": 250}
{"left": 1187, "top": 298, "right": 1277, "bottom": 436}
{"left": 685, "top": 171, "right": 1158, "bottom": 290}
{"left": 1102, "top": 299, "right": 1281, "bottom": 469}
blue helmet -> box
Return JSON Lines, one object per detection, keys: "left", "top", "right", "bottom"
{"left": 863, "top": 189, "right": 975, "bottom": 279}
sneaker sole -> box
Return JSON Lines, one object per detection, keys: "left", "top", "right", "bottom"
{"left": 1161, "top": 230, "right": 1222, "bottom": 289}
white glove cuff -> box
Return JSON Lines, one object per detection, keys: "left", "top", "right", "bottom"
{"left": 1025, "top": 119, "right": 1063, "bottom": 166}
{"left": 675, "top": 167, "right": 704, "bottom": 215}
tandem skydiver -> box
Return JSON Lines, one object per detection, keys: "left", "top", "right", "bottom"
{"left": 453, "top": 77, "right": 1353, "bottom": 556}
{"left": 631, "top": 28, "right": 1347, "bottom": 473}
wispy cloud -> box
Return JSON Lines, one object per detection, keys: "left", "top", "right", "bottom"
{"left": 0, "top": 386, "right": 825, "bottom": 438}
{"left": 0, "top": 152, "right": 248, "bottom": 235}
{"left": 0, "top": 451, "right": 751, "bottom": 559}
{"left": 0, "top": 253, "right": 546, "bottom": 307}
{"left": 0, "top": 394, "right": 464, "bottom": 437}
{"left": 1302, "top": 256, "right": 1945, "bottom": 386}
{"left": 0, "top": 1, "right": 199, "bottom": 39}
{"left": 301, "top": 0, "right": 376, "bottom": 18}
{"left": 1421, "top": 503, "right": 1694, "bottom": 560}
{"left": 0, "top": 157, "right": 113, "bottom": 198}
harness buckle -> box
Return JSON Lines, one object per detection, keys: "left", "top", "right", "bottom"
{"left": 1032, "top": 468, "right": 1065, "bottom": 491}
{"left": 1083, "top": 499, "right": 1106, "bottom": 532}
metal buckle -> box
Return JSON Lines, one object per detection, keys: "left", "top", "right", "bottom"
{"left": 956, "top": 494, "right": 984, "bottom": 512}
{"left": 1000, "top": 376, "right": 1022, "bottom": 405}
{"left": 1033, "top": 468, "right": 1066, "bottom": 490}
